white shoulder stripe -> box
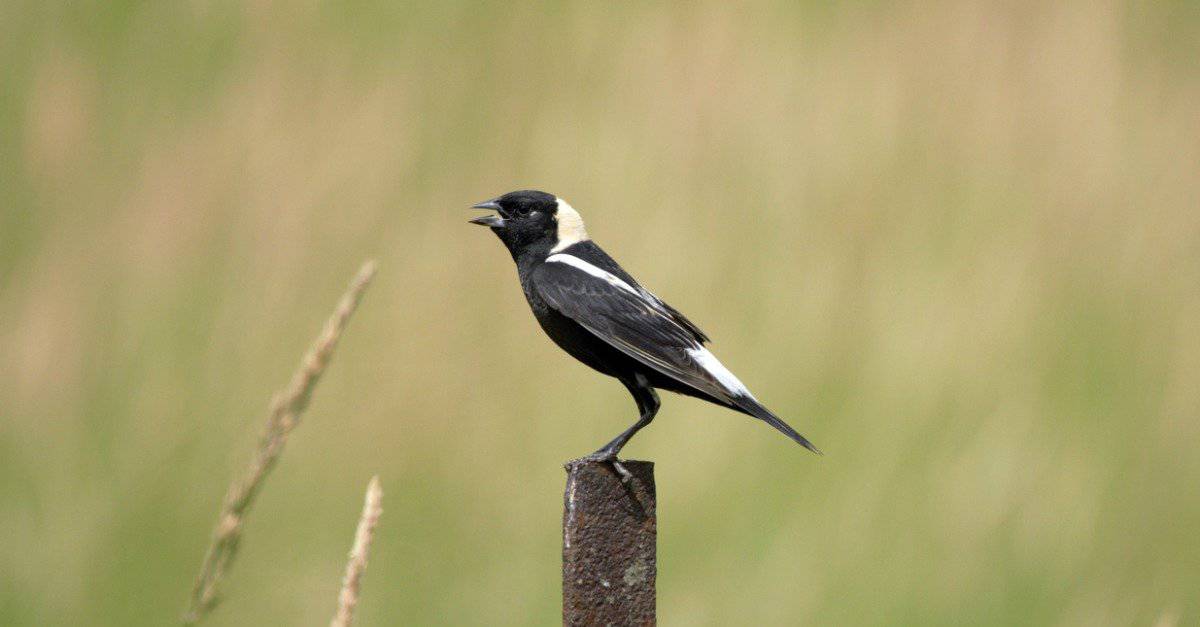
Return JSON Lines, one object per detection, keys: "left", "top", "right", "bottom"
{"left": 686, "top": 346, "right": 751, "bottom": 396}
{"left": 545, "top": 254, "right": 639, "bottom": 295}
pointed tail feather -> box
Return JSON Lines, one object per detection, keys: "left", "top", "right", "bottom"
{"left": 732, "top": 396, "right": 821, "bottom": 455}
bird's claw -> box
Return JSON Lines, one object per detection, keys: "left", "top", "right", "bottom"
{"left": 610, "top": 460, "right": 634, "bottom": 483}
{"left": 565, "top": 451, "right": 634, "bottom": 484}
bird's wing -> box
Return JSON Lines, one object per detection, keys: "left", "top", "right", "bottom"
{"left": 533, "top": 254, "right": 749, "bottom": 403}
{"left": 638, "top": 288, "right": 710, "bottom": 344}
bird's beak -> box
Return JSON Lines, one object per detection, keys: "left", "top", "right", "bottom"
{"left": 469, "top": 199, "right": 506, "bottom": 228}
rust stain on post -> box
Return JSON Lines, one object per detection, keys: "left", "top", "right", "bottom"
{"left": 563, "top": 460, "right": 656, "bottom": 626}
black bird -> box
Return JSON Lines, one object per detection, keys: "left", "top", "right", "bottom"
{"left": 470, "top": 190, "right": 819, "bottom": 474}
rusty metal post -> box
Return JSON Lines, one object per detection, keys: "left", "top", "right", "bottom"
{"left": 563, "top": 460, "right": 656, "bottom": 626}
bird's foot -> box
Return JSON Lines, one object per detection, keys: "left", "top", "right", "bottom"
{"left": 565, "top": 450, "right": 634, "bottom": 484}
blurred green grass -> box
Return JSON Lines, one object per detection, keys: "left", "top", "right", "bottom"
{"left": 2, "top": 1, "right": 1198, "bottom": 625}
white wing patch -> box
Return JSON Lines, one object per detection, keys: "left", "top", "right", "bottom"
{"left": 550, "top": 198, "right": 590, "bottom": 253}
{"left": 687, "top": 346, "right": 751, "bottom": 397}
{"left": 545, "top": 254, "right": 639, "bottom": 295}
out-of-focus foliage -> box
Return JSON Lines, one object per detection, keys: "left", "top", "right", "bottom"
{"left": 1, "top": 2, "right": 1197, "bottom": 625}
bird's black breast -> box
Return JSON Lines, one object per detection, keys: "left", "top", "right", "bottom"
{"left": 517, "top": 256, "right": 639, "bottom": 379}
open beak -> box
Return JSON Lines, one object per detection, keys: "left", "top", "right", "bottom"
{"left": 469, "top": 199, "right": 506, "bottom": 228}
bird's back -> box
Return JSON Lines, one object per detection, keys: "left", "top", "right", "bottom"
{"left": 550, "top": 241, "right": 710, "bottom": 344}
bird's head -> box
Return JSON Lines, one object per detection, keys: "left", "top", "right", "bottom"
{"left": 469, "top": 189, "right": 589, "bottom": 258}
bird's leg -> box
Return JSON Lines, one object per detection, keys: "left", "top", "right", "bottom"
{"left": 595, "top": 375, "right": 660, "bottom": 459}
{"left": 567, "top": 375, "right": 660, "bottom": 483}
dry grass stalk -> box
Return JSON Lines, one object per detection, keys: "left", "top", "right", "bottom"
{"left": 184, "top": 260, "right": 378, "bottom": 624}
{"left": 330, "top": 476, "right": 384, "bottom": 627}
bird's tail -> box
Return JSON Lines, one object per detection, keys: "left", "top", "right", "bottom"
{"left": 732, "top": 396, "right": 822, "bottom": 455}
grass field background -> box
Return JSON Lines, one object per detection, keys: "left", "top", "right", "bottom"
{"left": 2, "top": 2, "right": 1198, "bottom": 625}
